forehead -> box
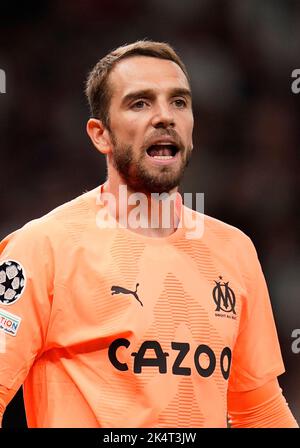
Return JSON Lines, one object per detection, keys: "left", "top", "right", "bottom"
{"left": 108, "top": 56, "right": 190, "bottom": 98}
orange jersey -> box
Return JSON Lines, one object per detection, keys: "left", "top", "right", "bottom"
{"left": 0, "top": 185, "right": 285, "bottom": 427}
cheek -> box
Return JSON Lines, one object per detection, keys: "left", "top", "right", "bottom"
{"left": 188, "top": 116, "right": 194, "bottom": 140}
{"left": 115, "top": 114, "right": 147, "bottom": 141}
{"left": 182, "top": 115, "right": 194, "bottom": 142}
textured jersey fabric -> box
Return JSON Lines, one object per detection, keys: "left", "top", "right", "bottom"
{"left": 228, "top": 378, "right": 299, "bottom": 428}
{"left": 0, "top": 184, "right": 285, "bottom": 427}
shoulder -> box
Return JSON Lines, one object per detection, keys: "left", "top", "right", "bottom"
{"left": 182, "top": 206, "right": 259, "bottom": 268}
{"left": 1, "top": 187, "right": 100, "bottom": 251}
{"left": 184, "top": 206, "right": 254, "bottom": 247}
{"left": 203, "top": 213, "right": 254, "bottom": 248}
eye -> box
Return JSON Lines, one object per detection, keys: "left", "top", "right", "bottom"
{"left": 173, "top": 98, "right": 187, "bottom": 108}
{"left": 131, "top": 100, "right": 148, "bottom": 110}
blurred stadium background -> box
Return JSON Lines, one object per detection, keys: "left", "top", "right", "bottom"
{"left": 0, "top": 0, "right": 299, "bottom": 427}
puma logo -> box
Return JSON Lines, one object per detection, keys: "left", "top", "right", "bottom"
{"left": 111, "top": 283, "right": 143, "bottom": 307}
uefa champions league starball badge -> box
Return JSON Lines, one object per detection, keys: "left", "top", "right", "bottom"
{"left": 0, "top": 260, "right": 26, "bottom": 305}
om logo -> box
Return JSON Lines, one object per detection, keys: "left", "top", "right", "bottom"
{"left": 213, "top": 277, "right": 236, "bottom": 314}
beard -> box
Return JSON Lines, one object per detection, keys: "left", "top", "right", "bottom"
{"left": 109, "top": 130, "right": 193, "bottom": 195}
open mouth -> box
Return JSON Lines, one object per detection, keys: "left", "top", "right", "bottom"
{"left": 146, "top": 144, "right": 179, "bottom": 160}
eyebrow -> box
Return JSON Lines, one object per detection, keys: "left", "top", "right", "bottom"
{"left": 121, "top": 88, "right": 192, "bottom": 106}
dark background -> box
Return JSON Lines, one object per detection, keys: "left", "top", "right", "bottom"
{"left": 0, "top": 0, "right": 299, "bottom": 427}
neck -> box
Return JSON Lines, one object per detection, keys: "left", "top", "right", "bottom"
{"left": 103, "top": 169, "right": 180, "bottom": 238}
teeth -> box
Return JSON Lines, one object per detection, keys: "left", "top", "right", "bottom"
{"left": 153, "top": 155, "right": 173, "bottom": 159}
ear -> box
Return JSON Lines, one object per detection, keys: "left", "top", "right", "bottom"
{"left": 86, "top": 118, "right": 112, "bottom": 155}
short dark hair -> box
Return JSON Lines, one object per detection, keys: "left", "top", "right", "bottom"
{"left": 85, "top": 40, "right": 190, "bottom": 128}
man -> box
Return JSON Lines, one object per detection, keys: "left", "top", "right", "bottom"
{"left": 0, "top": 40, "right": 298, "bottom": 428}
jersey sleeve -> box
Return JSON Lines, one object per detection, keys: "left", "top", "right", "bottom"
{"left": 228, "top": 378, "right": 299, "bottom": 427}
{"left": 228, "top": 233, "right": 285, "bottom": 392}
{"left": 0, "top": 221, "right": 53, "bottom": 407}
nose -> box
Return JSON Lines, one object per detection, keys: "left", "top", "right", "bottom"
{"left": 151, "top": 101, "right": 175, "bottom": 129}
